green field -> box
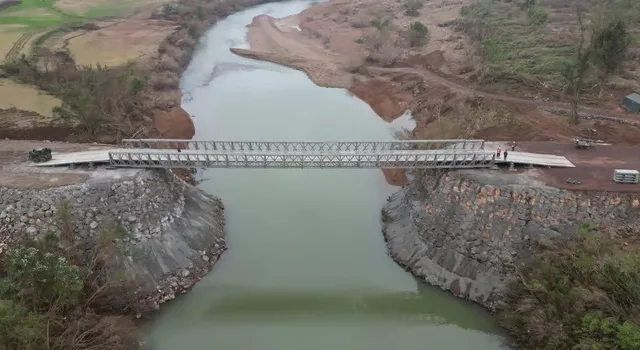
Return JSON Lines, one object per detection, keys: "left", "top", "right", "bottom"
{"left": 0, "top": 0, "right": 141, "bottom": 28}
{"left": 0, "top": 0, "right": 76, "bottom": 27}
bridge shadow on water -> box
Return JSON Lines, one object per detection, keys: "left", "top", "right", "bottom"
{"left": 157, "top": 281, "right": 501, "bottom": 335}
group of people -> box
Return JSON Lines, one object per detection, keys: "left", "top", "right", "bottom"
{"left": 496, "top": 141, "right": 517, "bottom": 161}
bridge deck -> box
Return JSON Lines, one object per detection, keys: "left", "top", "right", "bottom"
{"left": 29, "top": 147, "right": 575, "bottom": 169}
{"left": 494, "top": 151, "right": 575, "bottom": 168}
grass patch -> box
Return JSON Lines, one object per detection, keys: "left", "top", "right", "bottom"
{"left": 0, "top": 78, "right": 62, "bottom": 119}
{"left": 459, "top": 0, "right": 574, "bottom": 88}
{"left": 459, "top": 0, "right": 640, "bottom": 92}
{"left": 498, "top": 224, "right": 640, "bottom": 349}
{"left": 0, "top": 0, "right": 81, "bottom": 28}
{"left": 420, "top": 99, "right": 516, "bottom": 140}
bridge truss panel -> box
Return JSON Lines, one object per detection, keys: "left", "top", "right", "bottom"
{"left": 121, "top": 139, "right": 487, "bottom": 152}
{"left": 108, "top": 150, "right": 496, "bottom": 169}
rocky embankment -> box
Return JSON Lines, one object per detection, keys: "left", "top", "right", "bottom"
{"left": 0, "top": 168, "right": 226, "bottom": 309}
{"left": 382, "top": 170, "right": 640, "bottom": 310}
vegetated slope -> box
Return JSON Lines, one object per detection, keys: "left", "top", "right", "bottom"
{"left": 456, "top": 0, "right": 640, "bottom": 108}
{"left": 498, "top": 226, "right": 640, "bottom": 350}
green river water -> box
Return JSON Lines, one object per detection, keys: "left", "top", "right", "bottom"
{"left": 146, "top": 2, "right": 507, "bottom": 349}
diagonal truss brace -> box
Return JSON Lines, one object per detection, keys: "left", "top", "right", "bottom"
{"left": 108, "top": 150, "right": 496, "bottom": 169}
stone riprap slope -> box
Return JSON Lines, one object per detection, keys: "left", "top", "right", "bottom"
{"left": 382, "top": 169, "right": 640, "bottom": 310}
{"left": 0, "top": 168, "right": 226, "bottom": 309}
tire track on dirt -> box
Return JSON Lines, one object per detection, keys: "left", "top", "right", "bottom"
{"left": 4, "top": 32, "right": 35, "bottom": 61}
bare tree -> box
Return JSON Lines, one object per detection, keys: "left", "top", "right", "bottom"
{"left": 562, "top": 8, "right": 595, "bottom": 124}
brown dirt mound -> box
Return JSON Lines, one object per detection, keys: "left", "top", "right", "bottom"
{"left": 348, "top": 78, "right": 413, "bottom": 121}
{"left": 382, "top": 168, "right": 407, "bottom": 186}
{"left": 152, "top": 106, "right": 195, "bottom": 139}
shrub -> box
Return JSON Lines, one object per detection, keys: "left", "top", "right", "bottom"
{"left": 370, "top": 17, "right": 389, "bottom": 30}
{"left": 408, "top": 21, "right": 429, "bottom": 46}
{"left": 0, "top": 197, "right": 140, "bottom": 350}
{"left": 0, "top": 231, "right": 139, "bottom": 349}
{"left": 0, "top": 300, "right": 46, "bottom": 349}
{"left": 158, "top": 54, "right": 180, "bottom": 72}
{"left": 162, "top": 3, "right": 178, "bottom": 18}
{"left": 526, "top": 6, "right": 548, "bottom": 26}
{"left": 0, "top": 246, "right": 84, "bottom": 311}
{"left": 405, "top": 0, "right": 423, "bottom": 16}
{"left": 498, "top": 224, "right": 640, "bottom": 350}
{"left": 150, "top": 70, "right": 180, "bottom": 90}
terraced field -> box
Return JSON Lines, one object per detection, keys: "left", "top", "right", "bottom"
{"left": 0, "top": 0, "right": 172, "bottom": 132}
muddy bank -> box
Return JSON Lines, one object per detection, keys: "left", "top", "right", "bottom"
{"left": 382, "top": 169, "right": 640, "bottom": 310}
{"left": 229, "top": 3, "right": 426, "bottom": 122}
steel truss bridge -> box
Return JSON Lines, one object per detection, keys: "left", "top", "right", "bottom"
{"left": 106, "top": 139, "right": 496, "bottom": 169}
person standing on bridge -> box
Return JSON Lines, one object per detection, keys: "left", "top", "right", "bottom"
{"left": 496, "top": 146, "right": 502, "bottom": 158}
{"left": 510, "top": 141, "right": 516, "bottom": 151}
{"left": 503, "top": 150, "right": 508, "bottom": 161}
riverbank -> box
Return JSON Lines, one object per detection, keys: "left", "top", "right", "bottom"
{"left": 231, "top": 0, "right": 640, "bottom": 147}
{"left": 382, "top": 168, "right": 640, "bottom": 310}
{"left": 0, "top": 140, "right": 226, "bottom": 309}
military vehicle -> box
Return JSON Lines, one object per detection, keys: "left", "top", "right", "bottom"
{"left": 28, "top": 148, "right": 52, "bottom": 163}
{"left": 574, "top": 138, "right": 593, "bottom": 150}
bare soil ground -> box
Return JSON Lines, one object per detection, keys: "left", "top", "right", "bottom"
{"left": 235, "top": 0, "right": 640, "bottom": 128}
{"left": 517, "top": 142, "right": 640, "bottom": 193}
{"left": 232, "top": 14, "right": 352, "bottom": 87}
{"left": 0, "top": 140, "right": 116, "bottom": 189}
{"left": 61, "top": 14, "right": 177, "bottom": 67}
{"left": 0, "top": 79, "right": 61, "bottom": 120}
{"left": 0, "top": 79, "right": 65, "bottom": 134}
{"left": 0, "top": 124, "right": 80, "bottom": 141}
{"left": 0, "top": 25, "right": 24, "bottom": 59}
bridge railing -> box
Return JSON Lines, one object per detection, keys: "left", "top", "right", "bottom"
{"left": 108, "top": 149, "right": 496, "bottom": 169}
{"left": 120, "top": 139, "right": 486, "bottom": 152}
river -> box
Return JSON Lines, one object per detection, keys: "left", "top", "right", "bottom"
{"left": 146, "top": 2, "right": 507, "bottom": 349}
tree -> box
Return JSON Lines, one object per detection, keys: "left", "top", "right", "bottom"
{"left": 593, "top": 20, "right": 631, "bottom": 96}
{"left": 562, "top": 9, "right": 596, "bottom": 124}
{"left": 497, "top": 225, "right": 640, "bottom": 349}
